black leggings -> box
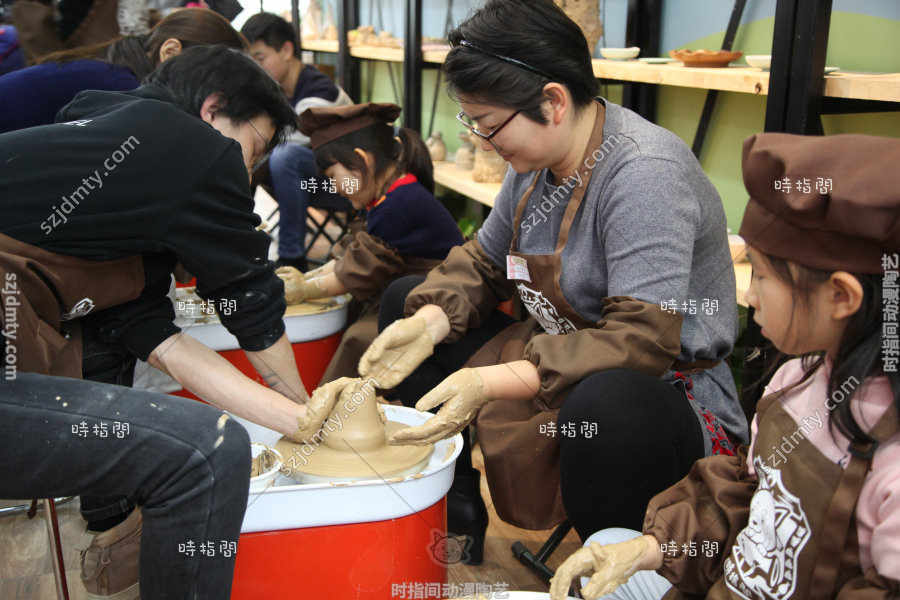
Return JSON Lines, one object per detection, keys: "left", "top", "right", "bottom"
{"left": 380, "top": 275, "right": 705, "bottom": 540}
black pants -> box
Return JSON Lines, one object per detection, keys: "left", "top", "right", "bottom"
{"left": 79, "top": 313, "right": 139, "bottom": 529}
{"left": 1, "top": 373, "right": 250, "bottom": 598}
{"left": 379, "top": 275, "right": 705, "bottom": 540}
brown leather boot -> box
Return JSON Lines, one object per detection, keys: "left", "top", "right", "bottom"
{"left": 80, "top": 508, "right": 141, "bottom": 600}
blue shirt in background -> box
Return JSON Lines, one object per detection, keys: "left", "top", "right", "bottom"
{"left": 0, "top": 59, "right": 138, "bottom": 133}
{"left": 367, "top": 176, "right": 464, "bottom": 259}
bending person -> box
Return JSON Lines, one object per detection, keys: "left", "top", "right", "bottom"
{"left": 358, "top": 0, "right": 747, "bottom": 565}
{"left": 0, "top": 46, "right": 309, "bottom": 599}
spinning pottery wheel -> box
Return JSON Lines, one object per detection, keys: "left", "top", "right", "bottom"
{"left": 276, "top": 379, "right": 433, "bottom": 482}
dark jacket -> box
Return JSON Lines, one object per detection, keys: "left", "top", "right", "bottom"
{"left": 0, "top": 84, "right": 286, "bottom": 362}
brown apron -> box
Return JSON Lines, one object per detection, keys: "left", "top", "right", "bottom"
{"left": 697, "top": 386, "right": 900, "bottom": 599}
{"left": 0, "top": 233, "right": 144, "bottom": 379}
{"left": 464, "top": 107, "right": 608, "bottom": 530}
{"left": 320, "top": 254, "right": 443, "bottom": 383}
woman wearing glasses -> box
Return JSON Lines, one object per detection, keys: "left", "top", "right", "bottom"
{"left": 358, "top": 0, "right": 747, "bottom": 564}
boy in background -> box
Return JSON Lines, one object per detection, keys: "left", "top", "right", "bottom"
{"left": 242, "top": 12, "right": 353, "bottom": 271}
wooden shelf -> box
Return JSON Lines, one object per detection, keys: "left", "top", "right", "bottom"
{"left": 734, "top": 262, "right": 750, "bottom": 308}
{"left": 349, "top": 45, "right": 404, "bottom": 62}
{"left": 301, "top": 39, "right": 339, "bottom": 53}
{"left": 433, "top": 161, "right": 501, "bottom": 208}
{"left": 592, "top": 59, "right": 769, "bottom": 95}
{"left": 823, "top": 71, "right": 900, "bottom": 102}
{"left": 590, "top": 59, "right": 899, "bottom": 102}
{"left": 424, "top": 48, "right": 450, "bottom": 64}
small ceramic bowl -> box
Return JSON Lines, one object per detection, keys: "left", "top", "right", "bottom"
{"left": 745, "top": 54, "right": 772, "bottom": 69}
{"left": 600, "top": 47, "right": 640, "bottom": 60}
{"left": 249, "top": 443, "right": 283, "bottom": 493}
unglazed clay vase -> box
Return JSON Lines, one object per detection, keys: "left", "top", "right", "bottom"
{"left": 323, "top": 4, "right": 338, "bottom": 40}
{"left": 555, "top": 0, "right": 603, "bottom": 56}
{"left": 426, "top": 131, "right": 447, "bottom": 162}
{"left": 275, "top": 380, "right": 433, "bottom": 482}
{"left": 455, "top": 132, "right": 475, "bottom": 170}
{"left": 470, "top": 133, "right": 506, "bottom": 183}
{"left": 301, "top": 0, "right": 323, "bottom": 40}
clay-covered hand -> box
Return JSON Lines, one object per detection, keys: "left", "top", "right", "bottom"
{"left": 387, "top": 368, "right": 486, "bottom": 445}
{"left": 549, "top": 535, "right": 659, "bottom": 600}
{"left": 358, "top": 316, "right": 435, "bottom": 389}
{"left": 287, "top": 377, "right": 357, "bottom": 443}
{"left": 276, "top": 266, "right": 323, "bottom": 304}
{"left": 303, "top": 260, "right": 335, "bottom": 280}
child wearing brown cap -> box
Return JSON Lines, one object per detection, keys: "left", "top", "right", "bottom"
{"left": 276, "top": 102, "right": 464, "bottom": 381}
{"left": 549, "top": 133, "right": 900, "bottom": 600}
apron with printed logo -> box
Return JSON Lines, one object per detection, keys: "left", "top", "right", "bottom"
{"left": 693, "top": 385, "right": 899, "bottom": 599}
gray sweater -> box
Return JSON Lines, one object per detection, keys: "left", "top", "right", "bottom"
{"left": 476, "top": 99, "right": 749, "bottom": 449}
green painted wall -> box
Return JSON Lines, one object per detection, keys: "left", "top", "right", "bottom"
{"left": 655, "top": 11, "right": 900, "bottom": 231}
{"left": 356, "top": 11, "right": 898, "bottom": 231}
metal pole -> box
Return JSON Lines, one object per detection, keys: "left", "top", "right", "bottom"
{"left": 403, "top": 0, "right": 422, "bottom": 131}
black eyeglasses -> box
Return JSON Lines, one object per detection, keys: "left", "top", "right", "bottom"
{"left": 456, "top": 109, "right": 521, "bottom": 153}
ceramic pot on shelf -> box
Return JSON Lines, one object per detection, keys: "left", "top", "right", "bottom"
{"left": 426, "top": 131, "right": 447, "bottom": 162}
{"left": 455, "top": 132, "right": 475, "bottom": 170}
{"left": 470, "top": 133, "right": 506, "bottom": 183}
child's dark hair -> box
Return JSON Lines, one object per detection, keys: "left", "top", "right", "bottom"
{"left": 240, "top": 12, "right": 301, "bottom": 58}
{"left": 443, "top": 0, "right": 597, "bottom": 125}
{"left": 753, "top": 251, "right": 899, "bottom": 449}
{"left": 145, "top": 45, "right": 297, "bottom": 153}
{"left": 314, "top": 124, "right": 435, "bottom": 194}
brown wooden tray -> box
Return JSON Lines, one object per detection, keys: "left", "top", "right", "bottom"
{"left": 669, "top": 49, "right": 743, "bottom": 68}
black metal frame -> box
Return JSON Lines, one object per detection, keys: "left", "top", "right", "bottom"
{"left": 620, "top": 0, "right": 662, "bottom": 122}
{"left": 337, "top": 0, "right": 362, "bottom": 101}
{"left": 691, "top": 0, "right": 748, "bottom": 157}
{"left": 403, "top": 0, "right": 423, "bottom": 131}
{"left": 511, "top": 520, "right": 572, "bottom": 582}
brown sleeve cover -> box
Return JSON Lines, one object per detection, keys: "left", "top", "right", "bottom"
{"left": 330, "top": 215, "right": 368, "bottom": 260}
{"left": 642, "top": 446, "right": 758, "bottom": 595}
{"left": 522, "top": 296, "right": 683, "bottom": 409}
{"left": 404, "top": 239, "right": 515, "bottom": 342}
{"left": 835, "top": 569, "right": 900, "bottom": 600}
{"left": 334, "top": 231, "right": 406, "bottom": 302}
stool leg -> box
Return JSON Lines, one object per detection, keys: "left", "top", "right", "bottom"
{"left": 42, "top": 499, "right": 70, "bottom": 600}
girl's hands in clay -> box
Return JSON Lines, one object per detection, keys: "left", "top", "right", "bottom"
{"left": 288, "top": 377, "right": 357, "bottom": 443}
{"left": 303, "top": 260, "right": 336, "bottom": 280}
{"left": 358, "top": 316, "right": 436, "bottom": 389}
{"left": 276, "top": 267, "right": 323, "bottom": 305}
{"left": 388, "top": 368, "right": 486, "bottom": 445}
{"left": 549, "top": 535, "right": 663, "bottom": 600}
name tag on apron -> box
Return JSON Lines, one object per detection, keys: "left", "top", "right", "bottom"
{"left": 506, "top": 255, "right": 531, "bottom": 282}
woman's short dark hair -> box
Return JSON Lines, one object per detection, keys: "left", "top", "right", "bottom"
{"left": 145, "top": 45, "right": 297, "bottom": 152}
{"left": 240, "top": 12, "right": 301, "bottom": 58}
{"left": 444, "top": 0, "right": 597, "bottom": 125}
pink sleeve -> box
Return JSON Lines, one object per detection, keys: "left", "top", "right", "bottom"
{"left": 857, "top": 437, "right": 900, "bottom": 579}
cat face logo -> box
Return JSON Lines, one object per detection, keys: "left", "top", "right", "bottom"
{"left": 724, "top": 458, "right": 811, "bottom": 600}
{"left": 61, "top": 297, "right": 95, "bottom": 321}
{"left": 428, "top": 530, "right": 471, "bottom": 565}
{"left": 516, "top": 284, "right": 576, "bottom": 335}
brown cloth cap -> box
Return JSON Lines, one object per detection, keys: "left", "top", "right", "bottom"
{"left": 299, "top": 102, "right": 402, "bottom": 149}
{"left": 738, "top": 133, "right": 900, "bottom": 274}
